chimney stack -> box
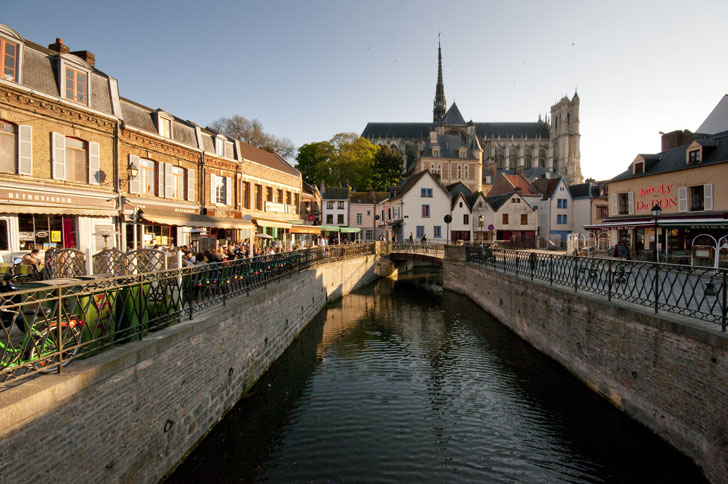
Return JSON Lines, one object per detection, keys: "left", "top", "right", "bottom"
{"left": 71, "top": 50, "right": 95, "bottom": 68}
{"left": 48, "top": 38, "right": 70, "bottom": 55}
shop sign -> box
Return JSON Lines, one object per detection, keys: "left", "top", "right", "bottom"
{"left": 266, "top": 201, "right": 286, "bottom": 213}
{"left": 208, "top": 209, "right": 240, "bottom": 219}
{"left": 35, "top": 231, "right": 49, "bottom": 238}
{"left": 0, "top": 188, "right": 114, "bottom": 208}
{"left": 19, "top": 231, "right": 34, "bottom": 241}
{"left": 126, "top": 201, "right": 197, "bottom": 214}
{"left": 51, "top": 231, "right": 62, "bottom": 243}
{"left": 636, "top": 183, "right": 677, "bottom": 211}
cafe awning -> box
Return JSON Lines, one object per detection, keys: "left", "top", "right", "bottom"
{"left": 319, "top": 225, "right": 341, "bottom": 233}
{"left": 254, "top": 218, "right": 292, "bottom": 229}
{"left": 290, "top": 225, "right": 321, "bottom": 235}
{"left": 340, "top": 227, "right": 361, "bottom": 233}
{"left": 140, "top": 207, "right": 253, "bottom": 229}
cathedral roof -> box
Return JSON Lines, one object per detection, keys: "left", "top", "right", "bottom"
{"left": 362, "top": 120, "right": 550, "bottom": 141}
{"left": 423, "top": 134, "right": 475, "bottom": 159}
{"left": 361, "top": 122, "right": 432, "bottom": 140}
{"left": 474, "top": 122, "right": 550, "bottom": 139}
{"left": 437, "top": 103, "right": 466, "bottom": 125}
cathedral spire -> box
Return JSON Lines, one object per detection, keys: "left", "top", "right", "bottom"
{"left": 433, "top": 35, "right": 446, "bottom": 123}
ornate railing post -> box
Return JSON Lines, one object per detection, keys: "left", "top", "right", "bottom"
{"left": 722, "top": 270, "right": 727, "bottom": 332}
{"left": 573, "top": 257, "right": 578, "bottom": 292}
{"left": 607, "top": 258, "right": 612, "bottom": 302}
{"left": 654, "top": 262, "right": 659, "bottom": 314}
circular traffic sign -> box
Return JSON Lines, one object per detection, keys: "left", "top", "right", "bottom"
{"left": 487, "top": 224, "right": 494, "bottom": 231}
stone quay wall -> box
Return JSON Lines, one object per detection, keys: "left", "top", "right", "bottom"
{"left": 443, "top": 260, "right": 728, "bottom": 484}
{"left": 0, "top": 254, "right": 380, "bottom": 484}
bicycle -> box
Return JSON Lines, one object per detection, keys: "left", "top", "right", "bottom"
{"left": 1, "top": 292, "right": 83, "bottom": 379}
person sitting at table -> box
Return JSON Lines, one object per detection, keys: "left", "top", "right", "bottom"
{"left": 20, "top": 248, "right": 41, "bottom": 278}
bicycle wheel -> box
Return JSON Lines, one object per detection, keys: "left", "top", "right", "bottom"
{"left": 30, "top": 320, "right": 82, "bottom": 373}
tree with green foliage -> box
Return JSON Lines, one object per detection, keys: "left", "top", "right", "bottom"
{"left": 295, "top": 133, "right": 380, "bottom": 191}
{"left": 371, "top": 145, "right": 402, "bottom": 191}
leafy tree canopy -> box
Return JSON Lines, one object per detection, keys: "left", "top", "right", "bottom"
{"left": 296, "top": 133, "right": 402, "bottom": 192}
{"left": 209, "top": 114, "right": 296, "bottom": 158}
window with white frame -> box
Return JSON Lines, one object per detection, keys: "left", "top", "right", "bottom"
{"left": 464, "top": 164, "right": 469, "bottom": 179}
{"left": 356, "top": 213, "right": 362, "bottom": 225}
{"left": 337, "top": 201, "right": 344, "bottom": 209}
{"left": 457, "top": 164, "right": 462, "bottom": 179}
{"left": 421, "top": 188, "right": 433, "bottom": 198}
{"left": 170, "top": 166, "right": 185, "bottom": 200}
{"left": 0, "top": 120, "right": 17, "bottom": 173}
{"left": 158, "top": 115, "right": 172, "bottom": 138}
{"left": 65, "top": 137, "right": 88, "bottom": 183}
{"left": 433, "top": 226, "right": 441, "bottom": 238}
{"left": 215, "top": 137, "right": 225, "bottom": 157}
{"left": 326, "top": 201, "right": 334, "bottom": 209}
{"left": 139, "top": 159, "right": 155, "bottom": 195}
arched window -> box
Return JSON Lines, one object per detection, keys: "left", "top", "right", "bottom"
{"left": 464, "top": 164, "right": 469, "bottom": 180}
{"left": 0, "top": 120, "right": 16, "bottom": 173}
{"left": 456, "top": 164, "right": 462, "bottom": 179}
{"left": 65, "top": 137, "right": 88, "bottom": 183}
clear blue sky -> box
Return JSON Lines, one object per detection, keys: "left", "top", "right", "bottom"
{"left": 4, "top": 0, "right": 728, "bottom": 181}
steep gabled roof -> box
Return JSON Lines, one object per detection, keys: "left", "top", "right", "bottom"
{"left": 446, "top": 181, "right": 472, "bottom": 198}
{"left": 361, "top": 122, "right": 432, "bottom": 140}
{"left": 532, "top": 177, "right": 562, "bottom": 200}
{"left": 451, "top": 191, "right": 471, "bottom": 211}
{"left": 389, "top": 170, "right": 447, "bottom": 202}
{"left": 239, "top": 143, "right": 300, "bottom": 177}
{"left": 503, "top": 174, "right": 540, "bottom": 196}
{"left": 485, "top": 193, "right": 514, "bottom": 211}
{"left": 437, "top": 102, "right": 466, "bottom": 125}
{"left": 322, "top": 187, "right": 349, "bottom": 200}
{"left": 350, "top": 191, "right": 389, "bottom": 204}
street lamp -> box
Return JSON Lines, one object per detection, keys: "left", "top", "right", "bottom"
{"left": 478, "top": 215, "right": 484, "bottom": 247}
{"left": 651, "top": 204, "right": 662, "bottom": 263}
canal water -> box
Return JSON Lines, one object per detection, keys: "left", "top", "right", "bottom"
{"left": 167, "top": 273, "right": 706, "bottom": 483}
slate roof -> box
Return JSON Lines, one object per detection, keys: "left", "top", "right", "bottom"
{"left": 119, "top": 98, "right": 199, "bottom": 149}
{"left": 569, "top": 182, "right": 602, "bottom": 199}
{"left": 436, "top": 103, "right": 466, "bottom": 125}
{"left": 18, "top": 38, "right": 115, "bottom": 116}
{"left": 446, "top": 181, "right": 472, "bottom": 198}
{"left": 389, "top": 170, "right": 431, "bottom": 201}
{"left": 361, "top": 122, "right": 432, "bottom": 140}
{"left": 362, "top": 121, "right": 550, "bottom": 141}
{"left": 350, "top": 191, "right": 389, "bottom": 204}
{"left": 466, "top": 192, "right": 485, "bottom": 207}
{"left": 610, "top": 130, "right": 728, "bottom": 182}
{"left": 532, "top": 178, "right": 561, "bottom": 200}
{"left": 322, "top": 187, "right": 349, "bottom": 200}
{"left": 239, "top": 142, "right": 300, "bottom": 177}
{"left": 424, "top": 134, "right": 477, "bottom": 159}
{"left": 485, "top": 193, "right": 514, "bottom": 211}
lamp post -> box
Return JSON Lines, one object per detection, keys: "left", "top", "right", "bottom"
{"left": 478, "top": 215, "right": 484, "bottom": 247}
{"left": 651, "top": 204, "right": 662, "bottom": 263}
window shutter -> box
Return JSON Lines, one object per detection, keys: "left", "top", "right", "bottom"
{"left": 225, "top": 177, "right": 232, "bottom": 206}
{"left": 88, "top": 142, "right": 100, "bottom": 184}
{"left": 158, "top": 162, "right": 166, "bottom": 197}
{"left": 703, "top": 184, "right": 713, "bottom": 211}
{"left": 51, "top": 132, "right": 66, "bottom": 180}
{"left": 165, "top": 163, "right": 174, "bottom": 198}
{"left": 627, "top": 191, "right": 634, "bottom": 215}
{"left": 210, "top": 174, "right": 217, "bottom": 204}
{"left": 18, "top": 125, "right": 32, "bottom": 175}
{"left": 610, "top": 194, "right": 617, "bottom": 216}
{"left": 187, "top": 168, "right": 195, "bottom": 201}
{"left": 128, "top": 155, "right": 141, "bottom": 194}
{"left": 678, "top": 187, "right": 688, "bottom": 212}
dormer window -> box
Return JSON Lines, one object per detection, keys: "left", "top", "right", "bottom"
{"left": 688, "top": 149, "right": 700, "bottom": 164}
{"left": 64, "top": 66, "right": 87, "bottom": 104}
{"left": 634, "top": 161, "right": 644, "bottom": 174}
{"left": 459, "top": 149, "right": 466, "bottom": 159}
{"left": 1, "top": 38, "right": 19, "bottom": 82}
{"left": 215, "top": 137, "right": 225, "bottom": 157}
{"left": 432, "top": 148, "right": 439, "bottom": 157}
{"left": 158, "top": 114, "right": 172, "bottom": 138}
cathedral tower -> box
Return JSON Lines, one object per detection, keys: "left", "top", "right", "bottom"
{"left": 549, "top": 91, "right": 582, "bottom": 184}
{"left": 433, "top": 38, "right": 446, "bottom": 122}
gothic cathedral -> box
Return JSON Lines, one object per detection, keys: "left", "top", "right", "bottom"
{"left": 361, "top": 41, "right": 583, "bottom": 191}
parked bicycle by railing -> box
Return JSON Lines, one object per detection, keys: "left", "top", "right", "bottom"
{"left": 0, "top": 260, "right": 82, "bottom": 380}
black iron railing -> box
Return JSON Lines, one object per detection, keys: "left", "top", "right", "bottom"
{"left": 466, "top": 247, "right": 728, "bottom": 331}
{"left": 0, "top": 244, "right": 376, "bottom": 386}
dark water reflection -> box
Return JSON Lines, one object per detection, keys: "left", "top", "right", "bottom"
{"left": 167, "top": 274, "right": 706, "bottom": 483}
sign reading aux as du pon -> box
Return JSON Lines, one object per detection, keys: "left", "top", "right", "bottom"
{"left": 635, "top": 183, "right": 677, "bottom": 211}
